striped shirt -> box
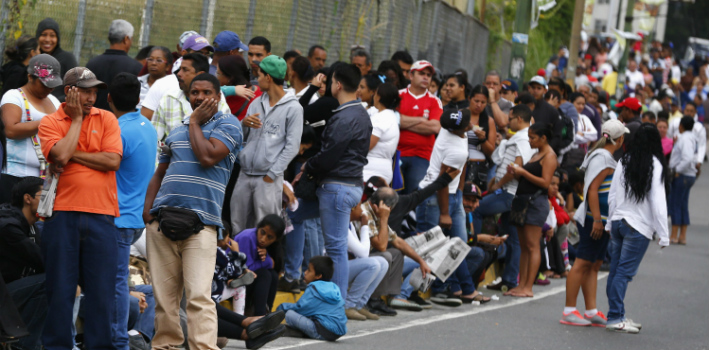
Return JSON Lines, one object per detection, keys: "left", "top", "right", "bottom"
{"left": 150, "top": 112, "right": 243, "bottom": 228}
{"left": 495, "top": 142, "right": 520, "bottom": 195}
{"left": 586, "top": 174, "right": 613, "bottom": 223}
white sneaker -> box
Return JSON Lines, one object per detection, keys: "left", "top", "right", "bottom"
{"left": 623, "top": 317, "right": 642, "bottom": 330}
{"left": 606, "top": 321, "right": 640, "bottom": 334}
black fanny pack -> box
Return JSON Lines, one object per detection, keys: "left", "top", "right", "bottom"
{"left": 157, "top": 207, "right": 204, "bottom": 241}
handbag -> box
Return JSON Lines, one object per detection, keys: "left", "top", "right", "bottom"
{"left": 157, "top": 207, "right": 204, "bottom": 241}
{"left": 294, "top": 171, "right": 319, "bottom": 202}
{"left": 509, "top": 190, "right": 543, "bottom": 227}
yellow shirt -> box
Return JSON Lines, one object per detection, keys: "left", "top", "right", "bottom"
{"left": 602, "top": 72, "right": 618, "bottom": 96}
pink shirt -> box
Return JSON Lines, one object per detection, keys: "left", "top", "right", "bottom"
{"left": 661, "top": 137, "right": 673, "bottom": 156}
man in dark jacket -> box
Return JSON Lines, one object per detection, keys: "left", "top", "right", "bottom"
{"left": 0, "top": 177, "right": 46, "bottom": 350}
{"left": 299, "top": 63, "right": 372, "bottom": 300}
{"left": 35, "top": 18, "right": 78, "bottom": 102}
{"left": 528, "top": 76, "right": 564, "bottom": 154}
{"left": 86, "top": 19, "right": 143, "bottom": 110}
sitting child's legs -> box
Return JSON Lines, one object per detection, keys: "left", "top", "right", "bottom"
{"left": 285, "top": 310, "right": 324, "bottom": 340}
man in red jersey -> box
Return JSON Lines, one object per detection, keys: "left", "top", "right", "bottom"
{"left": 397, "top": 60, "right": 443, "bottom": 194}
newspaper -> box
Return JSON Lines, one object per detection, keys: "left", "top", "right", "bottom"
{"left": 37, "top": 173, "right": 59, "bottom": 218}
{"left": 424, "top": 237, "right": 471, "bottom": 282}
{"left": 404, "top": 226, "right": 447, "bottom": 256}
{"left": 408, "top": 267, "right": 437, "bottom": 293}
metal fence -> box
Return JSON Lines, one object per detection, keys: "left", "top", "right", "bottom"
{"left": 3, "top": 0, "right": 511, "bottom": 84}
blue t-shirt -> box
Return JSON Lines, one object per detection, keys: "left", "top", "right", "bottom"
{"left": 150, "top": 112, "right": 243, "bottom": 228}
{"left": 116, "top": 111, "right": 158, "bottom": 228}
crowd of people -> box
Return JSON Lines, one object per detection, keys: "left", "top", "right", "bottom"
{"left": 0, "top": 16, "right": 706, "bottom": 350}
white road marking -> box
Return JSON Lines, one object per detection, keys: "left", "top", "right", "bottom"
{"left": 262, "top": 272, "right": 609, "bottom": 349}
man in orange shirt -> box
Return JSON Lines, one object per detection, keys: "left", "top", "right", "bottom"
{"left": 37, "top": 67, "right": 123, "bottom": 350}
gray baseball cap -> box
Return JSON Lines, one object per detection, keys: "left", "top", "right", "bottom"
{"left": 63, "top": 67, "right": 107, "bottom": 89}
{"left": 27, "top": 54, "right": 63, "bottom": 88}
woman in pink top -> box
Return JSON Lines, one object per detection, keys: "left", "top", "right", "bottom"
{"left": 657, "top": 119, "right": 673, "bottom": 157}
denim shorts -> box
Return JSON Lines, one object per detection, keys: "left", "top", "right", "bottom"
{"left": 575, "top": 216, "right": 610, "bottom": 262}
{"left": 515, "top": 193, "right": 549, "bottom": 227}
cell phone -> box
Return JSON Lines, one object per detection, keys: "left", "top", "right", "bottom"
{"left": 501, "top": 234, "right": 509, "bottom": 239}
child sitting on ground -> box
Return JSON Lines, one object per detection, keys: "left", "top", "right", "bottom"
{"left": 277, "top": 256, "right": 347, "bottom": 341}
{"left": 212, "top": 229, "right": 254, "bottom": 315}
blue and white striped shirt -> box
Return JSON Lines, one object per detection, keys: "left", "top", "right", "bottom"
{"left": 151, "top": 112, "right": 243, "bottom": 228}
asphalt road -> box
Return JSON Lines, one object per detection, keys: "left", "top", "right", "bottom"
{"left": 226, "top": 169, "right": 709, "bottom": 350}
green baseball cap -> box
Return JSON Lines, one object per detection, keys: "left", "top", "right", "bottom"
{"left": 258, "top": 55, "right": 287, "bottom": 80}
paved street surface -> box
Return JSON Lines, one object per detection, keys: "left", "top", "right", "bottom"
{"left": 227, "top": 171, "right": 709, "bottom": 350}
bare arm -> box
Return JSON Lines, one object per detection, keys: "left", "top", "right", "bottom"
{"left": 70, "top": 151, "right": 121, "bottom": 171}
{"left": 515, "top": 152, "right": 557, "bottom": 189}
{"left": 188, "top": 99, "right": 231, "bottom": 168}
{"left": 1, "top": 104, "right": 42, "bottom": 139}
{"left": 488, "top": 100, "right": 509, "bottom": 128}
{"left": 370, "top": 202, "right": 391, "bottom": 252}
{"left": 141, "top": 107, "right": 154, "bottom": 121}
{"left": 490, "top": 156, "right": 523, "bottom": 191}
{"left": 369, "top": 135, "right": 380, "bottom": 151}
{"left": 400, "top": 114, "right": 441, "bottom": 135}
{"left": 143, "top": 162, "right": 168, "bottom": 223}
{"left": 391, "top": 236, "right": 431, "bottom": 277}
{"left": 480, "top": 117, "right": 497, "bottom": 156}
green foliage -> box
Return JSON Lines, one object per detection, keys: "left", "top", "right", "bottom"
{"left": 524, "top": 0, "right": 573, "bottom": 78}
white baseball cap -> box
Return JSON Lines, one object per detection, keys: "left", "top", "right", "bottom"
{"left": 601, "top": 119, "right": 630, "bottom": 144}
{"left": 410, "top": 60, "right": 435, "bottom": 74}
{"left": 529, "top": 75, "right": 547, "bottom": 89}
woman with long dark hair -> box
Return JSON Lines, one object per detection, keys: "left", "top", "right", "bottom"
{"left": 505, "top": 123, "right": 557, "bottom": 298}
{"left": 287, "top": 56, "right": 317, "bottom": 105}
{"left": 357, "top": 72, "right": 383, "bottom": 114}
{"left": 443, "top": 74, "right": 470, "bottom": 110}
{"left": 466, "top": 85, "right": 496, "bottom": 190}
{"left": 604, "top": 123, "right": 668, "bottom": 333}
{"left": 2, "top": 35, "right": 39, "bottom": 95}
{"left": 377, "top": 60, "right": 407, "bottom": 90}
{"left": 217, "top": 55, "right": 261, "bottom": 121}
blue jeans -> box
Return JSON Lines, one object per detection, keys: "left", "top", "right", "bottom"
{"left": 113, "top": 228, "right": 143, "bottom": 350}
{"left": 317, "top": 182, "right": 362, "bottom": 300}
{"left": 302, "top": 219, "right": 325, "bottom": 275}
{"left": 346, "top": 256, "right": 388, "bottom": 309}
{"left": 416, "top": 189, "right": 466, "bottom": 241}
{"left": 42, "top": 211, "right": 119, "bottom": 350}
{"left": 472, "top": 190, "right": 519, "bottom": 286}
{"left": 398, "top": 257, "right": 420, "bottom": 299}
{"left": 670, "top": 174, "right": 695, "bottom": 226}
{"left": 128, "top": 285, "right": 155, "bottom": 341}
{"left": 284, "top": 199, "right": 320, "bottom": 282}
{"left": 431, "top": 246, "right": 485, "bottom": 295}
{"left": 400, "top": 156, "right": 429, "bottom": 195}
{"left": 606, "top": 220, "right": 651, "bottom": 324}
{"left": 285, "top": 310, "right": 323, "bottom": 340}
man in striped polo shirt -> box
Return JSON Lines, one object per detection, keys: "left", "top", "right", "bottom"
{"left": 143, "top": 73, "right": 242, "bottom": 350}
{"left": 475, "top": 104, "right": 536, "bottom": 292}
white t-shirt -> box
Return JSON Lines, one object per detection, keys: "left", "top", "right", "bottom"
{"left": 363, "top": 109, "right": 400, "bottom": 183}
{"left": 418, "top": 128, "right": 467, "bottom": 193}
{"left": 287, "top": 86, "right": 318, "bottom": 105}
{"left": 0, "top": 89, "right": 60, "bottom": 177}
{"left": 141, "top": 74, "right": 178, "bottom": 112}
{"left": 137, "top": 74, "right": 150, "bottom": 109}
{"left": 625, "top": 70, "right": 645, "bottom": 92}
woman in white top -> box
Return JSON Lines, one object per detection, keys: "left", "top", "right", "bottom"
{"left": 604, "top": 123, "right": 668, "bottom": 333}
{"left": 137, "top": 46, "right": 173, "bottom": 109}
{"left": 668, "top": 116, "right": 698, "bottom": 245}
{"left": 345, "top": 201, "right": 389, "bottom": 320}
{"left": 0, "top": 54, "right": 61, "bottom": 203}
{"left": 363, "top": 83, "right": 400, "bottom": 184}
{"left": 356, "top": 73, "right": 383, "bottom": 116}
{"left": 570, "top": 92, "right": 598, "bottom": 147}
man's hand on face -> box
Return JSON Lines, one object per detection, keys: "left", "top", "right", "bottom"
{"left": 191, "top": 98, "right": 218, "bottom": 125}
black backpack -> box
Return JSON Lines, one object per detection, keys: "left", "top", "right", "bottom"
{"left": 558, "top": 108, "right": 575, "bottom": 150}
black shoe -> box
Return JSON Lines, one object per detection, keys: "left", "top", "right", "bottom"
{"left": 246, "top": 310, "right": 285, "bottom": 339}
{"left": 284, "top": 325, "right": 305, "bottom": 338}
{"left": 408, "top": 294, "right": 433, "bottom": 309}
{"left": 128, "top": 334, "right": 150, "bottom": 350}
{"left": 298, "top": 279, "right": 308, "bottom": 291}
{"left": 245, "top": 324, "right": 286, "bottom": 350}
{"left": 277, "top": 278, "right": 300, "bottom": 293}
{"left": 367, "top": 298, "right": 397, "bottom": 316}
{"left": 430, "top": 291, "right": 463, "bottom": 307}
{"left": 485, "top": 280, "right": 513, "bottom": 292}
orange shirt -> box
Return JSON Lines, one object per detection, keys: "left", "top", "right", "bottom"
{"left": 38, "top": 104, "right": 123, "bottom": 216}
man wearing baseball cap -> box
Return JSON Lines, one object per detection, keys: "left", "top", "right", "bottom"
{"left": 500, "top": 79, "right": 518, "bottom": 103}
{"left": 37, "top": 66, "right": 123, "bottom": 350}
{"left": 614, "top": 97, "right": 643, "bottom": 159}
{"left": 528, "top": 75, "right": 564, "bottom": 154}
{"left": 209, "top": 30, "right": 249, "bottom": 76}
{"left": 231, "top": 55, "right": 303, "bottom": 235}
{"left": 398, "top": 60, "right": 443, "bottom": 195}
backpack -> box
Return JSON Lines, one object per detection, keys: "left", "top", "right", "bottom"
{"left": 558, "top": 108, "right": 575, "bottom": 150}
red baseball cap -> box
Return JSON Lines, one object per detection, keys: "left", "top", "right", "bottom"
{"left": 615, "top": 97, "right": 642, "bottom": 111}
{"left": 410, "top": 60, "right": 435, "bottom": 74}
{"left": 584, "top": 54, "right": 593, "bottom": 60}
{"left": 536, "top": 68, "right": 546, "bottom": 77}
